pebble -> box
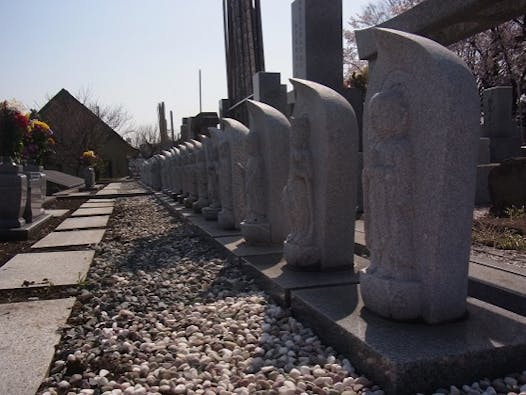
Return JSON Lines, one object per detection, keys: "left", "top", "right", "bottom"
{"left": 36, "top": 196, "right": 526, "bottom": 395}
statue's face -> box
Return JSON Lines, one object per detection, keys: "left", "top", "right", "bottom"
{"left": 369, "top": 86, "right": 409, "bottom": 140}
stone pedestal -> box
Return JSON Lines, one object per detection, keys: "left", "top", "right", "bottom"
{"left": 83, "top": 167, "right": 96, "bottom": 190}
{"left": 23, "top": 164, "right": 46, "bottom": 223}
{"left": 0, "top": 160, "right": 27, "bottom": 229}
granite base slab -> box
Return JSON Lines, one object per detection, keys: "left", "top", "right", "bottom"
{"left": 241, "top": 254, "right": 368, "bottom": 305}
{"left": 188, "top": 215, "right": 242, "bottom": 238}
{"left": 71, "top": 207, "right": 114, "bottom": 217}
{"left": 55, "top": 215, "right": 110, "bottom": 231}
{"left": 214, "top": 236, "right": 284, "bottom": 257}
{"left": 291, "top": 284, "right": 526, "bottom": 395}
{"left": 0, "top": 298, "right": 75, "bottom": 395}
{"left": 0, "top": 251, "right": 94, "bottom": 290}
{"left": 31, "top": 229, "right": 105, "bottom": 249}
{"left": 0, "top": 213, "right": 53, "bottom": 241}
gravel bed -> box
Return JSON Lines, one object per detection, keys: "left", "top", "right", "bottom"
{"left": 38, "top": 196, "right": 526, "bottom": 395}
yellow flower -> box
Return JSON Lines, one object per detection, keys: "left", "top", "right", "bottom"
{"left": 31, "top": 120, "right": 50, "bottom": 130}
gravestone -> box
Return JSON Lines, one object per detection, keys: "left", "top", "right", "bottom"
{"left": 253, "top": 72, "right": 288, "bottom": 116}
{"left": 482, "top": 86, "right": 522, "bottom": 162}
{"left": 241, "top": 100, "right": 290, "bottom": 245}
{"left": 202, "top": 128, "right": 223, "bottom": 220}
{"left": 193, "top": 136, "right": 209, "bottom": 213}
{"left": 359, "top": 28, "right": 479, "bottom": 324}
{"left": 291, "top": 0, "right": 343, "bottom": 92}
{"left": 282, "top": 78, "right": 359, "bottom": 270}
{"left": 217, "top": 119, "right": 249, "bottom": 230}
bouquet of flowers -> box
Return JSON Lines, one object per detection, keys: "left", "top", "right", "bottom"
{"left": 22, "top": 113, "right": 55, "bottom": 166}
{"left": 0, "top": 100, "right": 30, "bottom": 162}
{"left": 80, "top": 150, "right": 97, "bottom": 167}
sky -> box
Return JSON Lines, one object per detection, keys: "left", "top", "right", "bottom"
{"left": 0, "top": 0, "right": 370, "bottom": 135}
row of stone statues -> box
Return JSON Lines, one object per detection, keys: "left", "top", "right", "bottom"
{"left": 140, "top": 29, "right": 479, "bottom": 325}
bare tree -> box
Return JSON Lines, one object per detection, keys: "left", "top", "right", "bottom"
{"left": 75, "top": 87, "right": 134, "bottom": 134}
{"left": 343, "top": 0, "right": 526, "bottom": 121}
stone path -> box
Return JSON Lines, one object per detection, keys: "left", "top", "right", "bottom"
{"left": 0, "top": 197, "right": 115, "bottom": 395}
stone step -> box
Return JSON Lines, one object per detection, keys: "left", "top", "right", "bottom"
{"left": 0, "top": 298, "right": 75, "bottom": 395}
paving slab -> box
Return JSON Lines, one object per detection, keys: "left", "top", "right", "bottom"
{"left": 55, "top": 215, "right": 110, "bottom": 231}
{"left": 241, "top": 254, "right": 367, "bottom": 305}
{"left": 214, "top": 236, "right": 284, "bottom": 257}
{"left": 0, "top": 251, "right": 94, "bottom": 289}
{"left": 87, "top": 198, "right": 114, "bottom": 203}
{"left": 291, "top": 284, "right": 526, "bottom": 395}
{"left": 80, "top": 202, "right": 115, "bottom": 208}
{"left": 45, "top": 209, "right": 69, "bottom": 217}
{"left": 95, "top": 188, "right": 150, "bottom": 197}
{"left": 0, "top": 298, "right": 75, "bottom": 395}
{"left": 71, "top": 207, "right": 114, "bottom": 217}
{"left": 32, "top": 229, "right": 105, "bottom": 249}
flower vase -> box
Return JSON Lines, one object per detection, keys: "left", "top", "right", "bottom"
{"left": 23, "top": 162, "right": 46, "bottom": 223}
{"left": 0, "top": 156, "right": 28, "bottom": 229}
{"left": 84, "top": 166, "right": 96, "bottom": 189}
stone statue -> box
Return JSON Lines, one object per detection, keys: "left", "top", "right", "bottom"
{"left": 177, "top": 144, "right": 188, "bottom": 203}
{"left": 193, "top": 136, "right": 210, "bottom": 213}
{"left": 218, "top": 118, "right": 249, "bottom": 230}
{"left": 202, "top": 128, "right": 223, "bottom": 220}
{"left": 170, "top": 147, "right": 181, "bottom": 199}
{"left": 217, "top": 131, "right": 234, "bottom": 228}
{"left": 183, "top": 141, "right": 199, "bottom": 208}
{"left": 358, "top": 28, "right": 480, "bottom": 324}
{"left": 241, "top": 100, "right": 290, "bottom": 245}
{"left": 282, "top": 78, "right": 359, "bottom": 270}
{"left": 283, "top": 116, "right": 318, "bottom": 265}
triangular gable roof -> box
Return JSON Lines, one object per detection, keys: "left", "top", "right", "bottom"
{"left": 39, "top": 88, "right": 138, "bottom": 153}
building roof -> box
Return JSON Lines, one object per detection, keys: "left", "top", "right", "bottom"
{"left": 39, "top": 88, "right": 138, "bottom": 154}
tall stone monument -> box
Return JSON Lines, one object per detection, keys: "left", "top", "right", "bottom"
{"left": 241, "top": 100, "right": 290, "bottom": 245}
{"left": 282, "top": 78, "right": 359, "bottom": 270}
{"left": 202, "top": 128, "right": 223, "bottom": 220}
{"left": 217, "top": 119, "right": 249, "bottom": 230}
{"left": 359, "top": 28, "right": 479, "bottom": 324}
{"left": 481, "top": 86, "right": 522, "bottom": 162}
{"left": 291, "top": 0, "right": 343, "bottom": 92}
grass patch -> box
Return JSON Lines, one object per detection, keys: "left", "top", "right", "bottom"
{"left": 472, "top": 221, "right": 526, "bottom": 251}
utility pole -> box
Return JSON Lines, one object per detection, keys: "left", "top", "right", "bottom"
{"left": 199, "top": 69, "right": 203, "bottom": 113}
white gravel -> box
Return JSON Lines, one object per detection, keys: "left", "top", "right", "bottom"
{"left": 38, "top": 196, "right": 526, "bottom": 395}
